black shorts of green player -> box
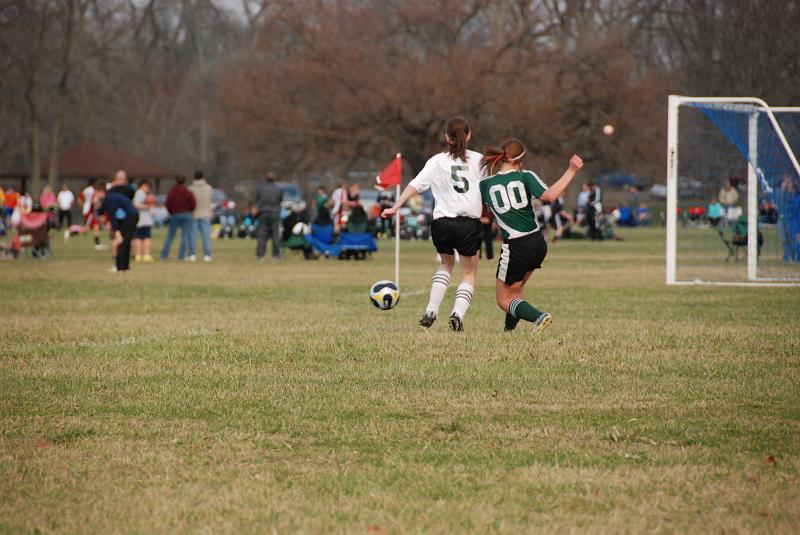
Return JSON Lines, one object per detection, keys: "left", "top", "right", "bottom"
{"left": 479, "top": 141, "right": 584, "bottom": 333}
{"left": 496, "top": 231, "right": 547, "bottom": 285}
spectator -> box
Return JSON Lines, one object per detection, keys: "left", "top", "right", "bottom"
{"left": 255, "top": 172, "right": 283, "bottom": 260}
{"left": 479, "top": 205, "right": 495, "bottom": 259}
{"left": 707, "top": 198, "right": 723, "bottom": 227}
{"left": 20, "top": 192, "right": 33, "bottom": 214}
{"left": 39, "top": 185, "right": 57, "bottom": 211}
{"left": 626, "top": 185, "right": 640, "bottom": 209}
{"left": 586, "top": 182, "right": 603, "bottom": 240}
{"left": 160, "top": 176, "right": 196, "bottom": 260}
{"left": 189, "top": 170, "right": 213, "bottom": 262}
{"left": 313, "top": 186, "right": 328, "bottom": 220}
{"left": 376, "top": 186, "right": 395, "bottom": 238}
{"left": 719, "top": 181, "right": 739, "bottom": 225}
{"left": 777, "top": 175, "right": 798, "bottom": 261}
{"left": 95, "top": 184, "right": 138, "bottom": 272}
{"left": 109, "top": 170, "right": 135, "bottom": 199}
{"left": 330, "top": 180, "right": 347, "bottom": 232}
{"left": 132, "top": 180, "right": 155, "bottom": 262}
{"left": 4, "top": 187, "right": 19, "bottom": 218}
{"left": 575, "top": 182, "right": 589, "bottom": 226}
{"left": 56, "top": 184, "right": 74, "bottom": 229}
{"left": 637, "top": 202, "right": 652, "bottom": 226}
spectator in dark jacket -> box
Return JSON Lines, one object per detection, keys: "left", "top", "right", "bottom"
{"left": 95, "top": 186, "right": 138, "bottom": 272}
{"left": 255, "top": 172, "right": 284, "bottom": 259}
{"left": 160, "top": 176, "right": 197, "bottom": 260}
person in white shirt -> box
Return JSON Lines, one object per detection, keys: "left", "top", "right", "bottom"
{"left": 330, "top": 181, "right": 348, "bottom": 232}
{"left": 56, "top": 184, "right": 75, "bottom": 229}
{"left": 80, "top": 180, "right": 105, "bottom": 249}
{"left": 382, "top": 116, "right": 484, "bottom": 332}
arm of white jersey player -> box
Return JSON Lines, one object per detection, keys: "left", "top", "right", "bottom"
{"left": 539, "top": 155, "right": 584, "bottom": 204}
{"left": 380, "top": 157, "right": 437, "bottom": 219}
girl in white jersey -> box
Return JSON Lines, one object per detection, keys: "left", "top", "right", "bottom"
{"left": 381, "top": 117, "right": 484, "bottom": 332}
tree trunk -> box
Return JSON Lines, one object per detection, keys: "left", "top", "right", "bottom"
{"left": 48, "top": 0, "right": 77, "bottom": 188}
{"left": 31, "top": 112, "right": 41, "bottom": 196}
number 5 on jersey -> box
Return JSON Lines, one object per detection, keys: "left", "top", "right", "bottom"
{"left": 450, "top": 165, "right": 470, "bottom": 193}
{"left": 488, "top": 181, "right": 528, "bottom": 214}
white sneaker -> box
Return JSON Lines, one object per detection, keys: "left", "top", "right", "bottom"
{"left": 203, "top": 255, "right": 212, "bottom": 262}
{"left": 109, "top": 266, "right": 118, "bottom": 273}
{"left": 63, "top": 230, "right": 70, "bottom": 241}
{"left": 94, "top": 244, "right": 108, "bottom": 251}
{"left": 186, "top": 255, "right": 197, "bottom": 262}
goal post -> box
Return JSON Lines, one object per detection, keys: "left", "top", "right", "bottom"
{"left": 666, "top": 95, "right": 800, "bottom": 286}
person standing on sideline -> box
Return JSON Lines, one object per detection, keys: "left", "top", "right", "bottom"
{"left": 39, "top": 186, "right": 56, "bottom": 211}
{"left": 255, "top": 172, "right": 284, "bottom": 260}
{"left": 719, "top": 180, "right": 740, "bottom": 226}
{"left": 56, "top": 184, "right": 74, "bottom": 229}
{"left": 586, "top": 181, "right": 603, "bottom": 240}
{"left": 132, "top": 180, "right": 155, "bottom": 262}
{"left": 189, "top": 170, "right": 213, "bottom": 262}
{"left": 109, "top": 170, "right": 135, "bottom": 199}
{"left": 330, "top": 180, "right": 347, "bottom": 233}
{"left": 160, "top": 176, "right": 196, "bottom": 260}
{"left": 95, "top": 184, "right": 138, "bottom": 272}
{"left": 381, "top": 116, "right": 484, "bottom": 332}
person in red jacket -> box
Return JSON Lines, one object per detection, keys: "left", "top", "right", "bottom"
{"left": 159, "top": 176, "right": 196, "bottom": 260}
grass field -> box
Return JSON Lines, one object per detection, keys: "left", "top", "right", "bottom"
{"left": 2, "top": 228, "right": 799, "bottom": 533}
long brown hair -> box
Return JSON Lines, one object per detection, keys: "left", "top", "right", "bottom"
{"left": 480, "top": 138, "right": 526, "bottom": 175}
{"left": 445, "top": 116, "right": 470, "bottom": 162}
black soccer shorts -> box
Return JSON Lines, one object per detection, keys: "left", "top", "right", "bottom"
{"left": 431, "top": 216, "right": 482, "bottom": 257}
{"left": 496, "top": 231, "right": 547, "bottom": 284}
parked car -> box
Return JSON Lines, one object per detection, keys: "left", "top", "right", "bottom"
{"left": 649, "top": 184, "right": 668, "bottom": 199}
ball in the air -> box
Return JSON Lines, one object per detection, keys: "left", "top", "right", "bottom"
{"left": 602, "top": 124, "right": 615, "bottom": 136}
{"left": 370, "top": 280, "right": 399, "bottom": 310}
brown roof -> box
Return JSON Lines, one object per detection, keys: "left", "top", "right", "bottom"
{"left": 3, "top": 140, "right": 180, "bottom": 179}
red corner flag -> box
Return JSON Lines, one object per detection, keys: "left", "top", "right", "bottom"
{"left": 377, "top": 153, "right": 402, "bottom": 188}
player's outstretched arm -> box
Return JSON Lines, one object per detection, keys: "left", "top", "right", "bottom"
{"left": 540, "top": 155, "right": 583, "bottom": 203}
{"left": 381, "top": 185, "right": 420, "bottom": 219}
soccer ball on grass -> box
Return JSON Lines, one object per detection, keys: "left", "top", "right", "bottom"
{"left": 370, "top": 280, "right": 399, "bottom": 310}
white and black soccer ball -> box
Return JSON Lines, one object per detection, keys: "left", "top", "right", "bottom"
{"left": 370, "top": 280, "right": 399, "bottom": 310}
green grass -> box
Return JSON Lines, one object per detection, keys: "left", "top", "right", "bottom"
{"left": 1, "top": 228, "right": 799, "bottom": 533}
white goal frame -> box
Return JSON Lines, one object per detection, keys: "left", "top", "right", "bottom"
{"left": 666, "top": 95, "right": 800, "bottom": 287}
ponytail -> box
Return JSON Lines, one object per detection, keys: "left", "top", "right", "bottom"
{"left": 445, "top": 116, "right": 470, "bottom": 162}
{"left": 480, "top": 138, "right": 527, "bottom": 175}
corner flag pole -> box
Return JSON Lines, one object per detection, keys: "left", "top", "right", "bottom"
{"left": 394, "top": 153, "right": 401, "bottom": 289}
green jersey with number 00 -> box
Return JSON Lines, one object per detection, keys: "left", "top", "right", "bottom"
{"left": 479, "top": 169, "right": 548, "bottom": 240}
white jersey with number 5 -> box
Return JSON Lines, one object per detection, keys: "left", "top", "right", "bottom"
{"left": 408, "top": 150, "right": 484, "bottom": 220}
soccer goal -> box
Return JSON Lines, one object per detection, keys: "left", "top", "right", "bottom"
{"left": 666, "top": 95, "right": 800, "bottom": 286}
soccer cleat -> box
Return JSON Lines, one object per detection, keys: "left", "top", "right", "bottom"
{"left": 94, "top": 243, "right": 108, "bottom": 251}
{"left": 531, "top": 312, "right": 553, "bottom": 334}
{"left": 449, "top": 312, "right": 464, "bottom": 332}
{"left": 419, "top": 311, "right": 436, "bottom": 328}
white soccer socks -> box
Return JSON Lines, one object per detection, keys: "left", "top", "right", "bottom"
{"left": 452, "top": 282, "right": 474, "bottom": 319}
{"left": 426, "top": 270, "right": 451, "bottom": 316}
